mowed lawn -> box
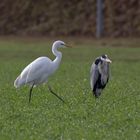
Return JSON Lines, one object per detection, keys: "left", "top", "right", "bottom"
{"left": 0, "top": 37, "right": 140, "bottom": 140}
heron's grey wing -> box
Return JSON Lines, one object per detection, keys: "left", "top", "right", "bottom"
{"left": 107, "top": 63, "right": 110, "bottom": 82}
{"left": 90, "top": 63, "right": 99, "bottom": 90}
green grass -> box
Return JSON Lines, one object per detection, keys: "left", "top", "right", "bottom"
{"left": 0, "top": 37, "right": 140, "bottom": 140}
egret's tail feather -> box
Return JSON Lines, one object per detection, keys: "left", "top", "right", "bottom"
{"left": 14, "top": 76, "right": 24, "bottom": 88}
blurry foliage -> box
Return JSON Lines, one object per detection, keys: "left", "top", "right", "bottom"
{"left": 104, "top": 0, "right": 140, "bottom": 37}
{"left": 0, "top": 0, "right": 140, "bottom": 37}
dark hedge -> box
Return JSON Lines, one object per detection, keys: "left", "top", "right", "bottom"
{"left": 0, "top": 0, "right": 140, "bottom": 37}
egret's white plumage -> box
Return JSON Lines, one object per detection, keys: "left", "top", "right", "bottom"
{"left": 14, "top": 40, "right": 69, "bottom": 103}
{"left": 90, "top": 54, "right": 112, "bottom": 98}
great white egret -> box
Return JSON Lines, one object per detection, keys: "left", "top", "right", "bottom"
{"left": 90, "top": 54, "right": 112, "bottom": 98}
{"left": 14, "top": 40, "right": 71, "bottom": 103}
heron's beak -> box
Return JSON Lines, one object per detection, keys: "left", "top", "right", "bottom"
{"left": 65, "top": 44, "right": 72, "bottom": 48}
{"left": 106, "top": 58, "right": 112, "bottom": 63}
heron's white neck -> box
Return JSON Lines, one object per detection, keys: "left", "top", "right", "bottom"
{"left": 52, "top": 44, "right": 62, "bottom": 69}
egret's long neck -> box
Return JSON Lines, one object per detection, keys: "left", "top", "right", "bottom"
{"left": 52, "top": 45, "right": 62, "bottom": 69}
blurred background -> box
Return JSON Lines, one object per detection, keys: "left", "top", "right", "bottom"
{"left": 0, "top": 0, "right": 140, "bottom": 38}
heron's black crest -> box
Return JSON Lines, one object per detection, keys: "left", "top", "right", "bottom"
{"left": 101, "top": 54, "right": 107, "bottom": 59}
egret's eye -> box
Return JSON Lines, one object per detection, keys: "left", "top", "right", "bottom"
{"left": 61, "top": 43, "right": 64, "bottom": 45}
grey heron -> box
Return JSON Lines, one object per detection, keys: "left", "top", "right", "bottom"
{"left": 90, "top": 54, "right": 112, "bottom": 98}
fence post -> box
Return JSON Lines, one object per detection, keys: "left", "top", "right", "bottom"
{"left": 96, "top": 0, "right": 104, "bottom": 38}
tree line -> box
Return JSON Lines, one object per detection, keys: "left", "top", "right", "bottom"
{"left": 0, "top": 0, "right": 139, "bottom": 37}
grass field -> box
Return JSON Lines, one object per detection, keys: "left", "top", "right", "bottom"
{"left": 0, "top": 37, "right": 140, "bottom": 140}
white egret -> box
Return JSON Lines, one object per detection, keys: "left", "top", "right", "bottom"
{"left": 14, "top": 40, "right": 71, "bottom": 103}
{"left": 90, "top": 54, "right": 112, "bottom": 98}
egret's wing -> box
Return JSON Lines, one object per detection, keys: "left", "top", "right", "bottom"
{"left": 90, "top": 63, "right": 99, "bottom": 90}
{"left": 20, "top": 57, "right": 52, "bottom": 84}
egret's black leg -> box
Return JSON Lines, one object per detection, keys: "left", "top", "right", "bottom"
{"left": 48, "top": 85, "right": 65, "bottom": 104}
{"left": 29, "top": 84, "right": 34, "bottom": 103}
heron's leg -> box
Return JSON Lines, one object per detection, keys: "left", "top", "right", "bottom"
{"left": 93, "top": 89, "right": 98, "bottom": 98}
{"left": 93, "top": 90, "right": 100, "bottom": 98}
{"left": 95, "top": 88, "right": 102, "bottom": 98}
{"left": 47, "top": 85, "right": 65, "bottom": 104}
{"left": 94, "top": 92, "right": 99, "bottom": 98}
{"left": 29, "top": 83, "right": 34, "bottom": 103}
